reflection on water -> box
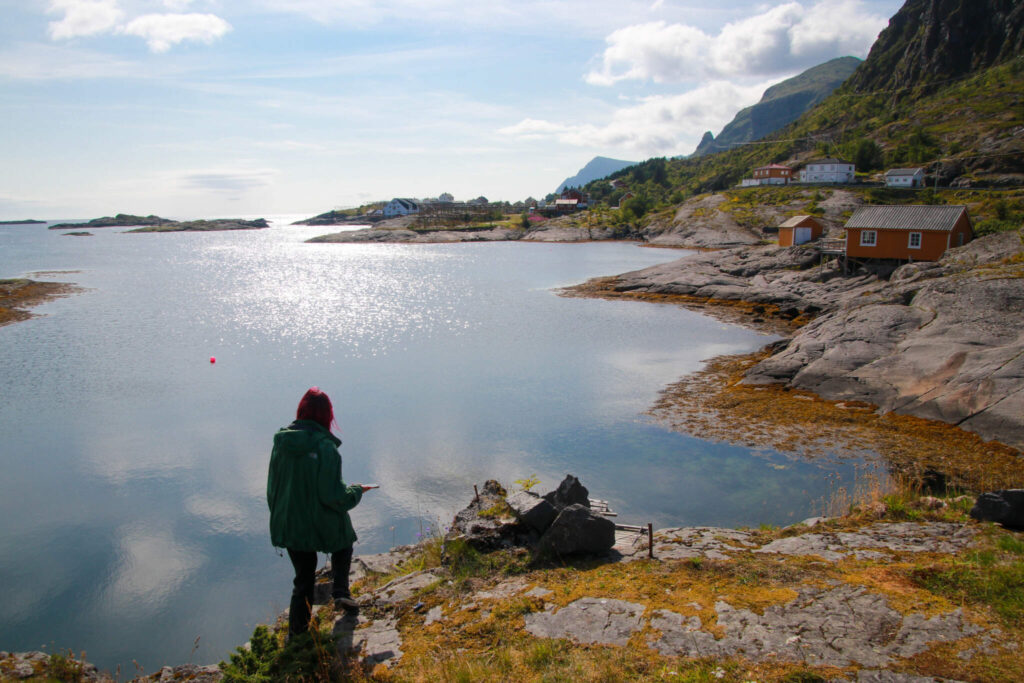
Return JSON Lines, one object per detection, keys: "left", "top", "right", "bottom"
{"left": 0, "top": 219, "right": 875, "bottom": 672}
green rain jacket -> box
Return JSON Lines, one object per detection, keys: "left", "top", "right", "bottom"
{"left": 267, "top": 419, "right": 364, "bottom": 553}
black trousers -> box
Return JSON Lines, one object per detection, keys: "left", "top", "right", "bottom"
{"left": 286, "top": 548, "right": 353, "bottom": 636}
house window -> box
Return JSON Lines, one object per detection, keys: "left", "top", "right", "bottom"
{"left": 860, "top": 230, "right": 877, "bottom": 247}
{"left": 958, "top": 233, "right": 965, "bottom": 246}
{"left": 908, "top": 232, "right": 922, "bottom": 249}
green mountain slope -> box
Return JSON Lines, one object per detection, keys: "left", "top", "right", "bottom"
{"left": 692, "top": 57, "right": 862, "bottom": 157}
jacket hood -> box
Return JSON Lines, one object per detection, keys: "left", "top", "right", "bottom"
{"left": 274, "top": 419, "right": 341, "bottom": 454}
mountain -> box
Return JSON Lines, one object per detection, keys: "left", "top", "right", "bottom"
{"left": 843, "top": 0, "right": 1023, "bottom": 95}
{"left": 692, "top": 57, "right": 862, "bottom": 157}
{"left": 583, "top": 0, "right": 1023, "bottom": 207}
{"left": 557, "top": 156, "right": 638, "bottom": 193}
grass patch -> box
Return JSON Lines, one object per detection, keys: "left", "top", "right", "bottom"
{"left": 908, "top": 527, "right": 1024, "bottom": 628}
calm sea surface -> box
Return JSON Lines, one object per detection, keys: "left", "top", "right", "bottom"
{"left": 0, "top": 217, "right": 868, "bottom": 672}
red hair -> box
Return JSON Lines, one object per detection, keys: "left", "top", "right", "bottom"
{"left": 296, "top": 387, "right": 336, "bottom": 432}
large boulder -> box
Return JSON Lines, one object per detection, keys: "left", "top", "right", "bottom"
{"left": 506, "top": 490, "right": 558, "bottom": 532}
{"left": 536, "top": 504, "right": 616, "bottom": 558}
{"left": 447, "top": 480, "right": 521, "bottom": 551}
{"left": 970, "top": 490, "right": 1024, "bottom": 529}
{"left": 543, "top": 474, "right": 590, "bottom": 511}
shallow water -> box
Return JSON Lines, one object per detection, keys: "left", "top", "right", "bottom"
{"left": 0, "top": 218, "right": 869, "bottom": 672}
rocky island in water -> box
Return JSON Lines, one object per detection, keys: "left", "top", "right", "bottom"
{"left": 49, "top": 213, "right": 269, "bottom": 232}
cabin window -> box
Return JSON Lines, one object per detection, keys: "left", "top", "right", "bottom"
{"left": 859, "top": 230, "right": 877, "bottom": 247}
{"left": 908, "top": 232, "right": 922, "bottom": 249}
{"left": 958, "top": 233, "right": 965, "bottom": 246}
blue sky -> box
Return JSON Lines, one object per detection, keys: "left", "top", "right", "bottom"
{"left": 0, "top": 0, "right": 904, "bottom": 220}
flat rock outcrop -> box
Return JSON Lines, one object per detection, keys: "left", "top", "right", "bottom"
{"left": 642, "top": 194, "right": 764, "bottom": 247}
{"left": 648, "top": 585, "right": 979, "bottom": 667}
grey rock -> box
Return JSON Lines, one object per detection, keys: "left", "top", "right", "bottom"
{"left": 536, "top": 504, "right": 615, "bottom": 557}
{"left": 755, "top": 522, "right": 976, "bottom": 560}
{"left": 506, "top": 490, "right": 557, "bottom": 532}
{"left": 139, "top": 665, "right": 223, "bottom": 682}
{"left": 334, "top": 615, "right": 403, "bottom": 667}
{"left": 653, "top": 526, "right": 757, "bottom": 560}
{"left": 474, "top": 578, "right": 528, "bottom": 601}
{"left": 970, "top": 489, "right": 1024, "bottom": 529}
{"left": 447, "top": 480, "right": 523, "bottom": 551}
{"left": 542, "top": 474, "right": 590, "bottom": 510}
{"left": 648, "top": 584, "right": 980, "bottom": 667}
{"left": 524, "top": 597, "right": 645, "bottom": 646}
{"left": 424, "top": 606, "right": 443, "bottom": 625}
{"left": 369, "top": 569, "right": 442, "bottom": 605}
{"left": 850, "top": 672, "right": 967, "bottom": 683}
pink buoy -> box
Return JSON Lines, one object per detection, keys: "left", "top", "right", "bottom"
{"left": 210, "top": 356, "right": 216, "bottom": 364}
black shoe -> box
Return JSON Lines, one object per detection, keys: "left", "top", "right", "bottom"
{"left": 333, "top": 595, "right": 359, "bottom": 611}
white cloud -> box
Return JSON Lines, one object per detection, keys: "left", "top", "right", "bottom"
{"left": 177, "top": 166, "right": 277, "bottom": 197}
{"left": 587, "top": 0, "right": 886, "bottom": 84}
{"left": 119, "top": 13, "right": 232, "bottom": 52}
{"left": 47, "top": 0, "right": 124, "bottom": 40}
{"left": 102, "top": 523, "right": 203, "bottom": 612}
{"left": 501, "top": 80, "right": 771, "bottom": 157}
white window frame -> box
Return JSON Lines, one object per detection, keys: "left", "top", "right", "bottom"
{"left": 908, "top": 232, "right": 922, "bottom": 249}
{"left": 859, "top": 230, "right": 877, "bottom": 247}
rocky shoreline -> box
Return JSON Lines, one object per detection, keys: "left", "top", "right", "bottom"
{"left": 5, "top": 479, "right": 1022, "bottom": 682}
{"left": 565, "top": 230, "right": 1024, "bottom": 454}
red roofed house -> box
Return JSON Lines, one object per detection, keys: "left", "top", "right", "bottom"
{"left": 741, "top": 164, "right": 793, "bottom": 187}
{"left": 777, "top": 215, "right": 824, "bottom": 246}
{"left": 844, "top": 205, "right": 973, "bottom": 262}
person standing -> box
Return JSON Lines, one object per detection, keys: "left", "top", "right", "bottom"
{"left": 267, "top": 387, "right": 374, "bottom": 637}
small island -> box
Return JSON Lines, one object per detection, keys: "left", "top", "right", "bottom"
{"left": 128, "top": 218, "right": 269, "bottom": 232}
{"left": 49, "top": 213, "right": 270, "bottom": 232}
{"left": 0, "top": 219, "right": 46, "bottom": 225}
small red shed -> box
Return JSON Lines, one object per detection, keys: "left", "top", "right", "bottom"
{"left": 844, "top": 205, "right": 973, "bottom": 262}
{"left": 777, "top": 215, "right": 824, "bottom": 246}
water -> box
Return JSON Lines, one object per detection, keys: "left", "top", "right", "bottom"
{"left": 0, "top": 218, "right": 867, "bottom": 672}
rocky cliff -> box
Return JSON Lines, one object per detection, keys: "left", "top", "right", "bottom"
{"left": 843, "top": 0, "right": 1024, "bottom": 96}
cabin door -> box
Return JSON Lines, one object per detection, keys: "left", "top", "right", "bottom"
{"left": 794, "top": 227, "right": 812, "bottom": 244}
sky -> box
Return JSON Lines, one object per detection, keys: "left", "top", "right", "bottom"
{"left": 0, "top": 0, "right": 904, "bottom": 220}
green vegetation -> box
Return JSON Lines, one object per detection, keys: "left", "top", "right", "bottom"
{"left": 221, "top": 621, "right": 344, "bottom": 683}
{"left": 514, "top": 474, "right": 541, "bottom": 492}
{"left": 909, "top": 527, "right": 1024, "bottom": 627}
{"left": 580, "top": 56, "right": 1023, "bottom": 218}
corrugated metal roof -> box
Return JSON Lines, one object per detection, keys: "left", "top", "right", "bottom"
{"left": 884, "top": 167, "right": 924, "bottom": 176}
{"left": 846, "top": 205, "right": 968, "bottom": 231}
{"left": 804, "top": 158, "right": 852, "bottom": 165}
{"left": 779, "top": 215, "right": 818, "bottom": 228}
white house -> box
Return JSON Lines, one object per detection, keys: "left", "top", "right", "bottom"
{"left": 383, "top": 198, "right": 420, "bottom": 217}
{"left": 799, "top": 159, "right": 856, "bottom": 184}
{"left": 884, "top": 168, "right": 926, "bottom": 188}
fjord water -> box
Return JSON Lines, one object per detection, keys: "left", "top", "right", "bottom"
{"left": 1, "top": 219, "right": 864, "bottom": 671}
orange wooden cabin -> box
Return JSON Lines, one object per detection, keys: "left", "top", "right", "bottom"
{"left": 778, "top": 215, "right": 824, "bottom": 246}
{"left": 844, "top": 205, "right": 973, "bottom": 262}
